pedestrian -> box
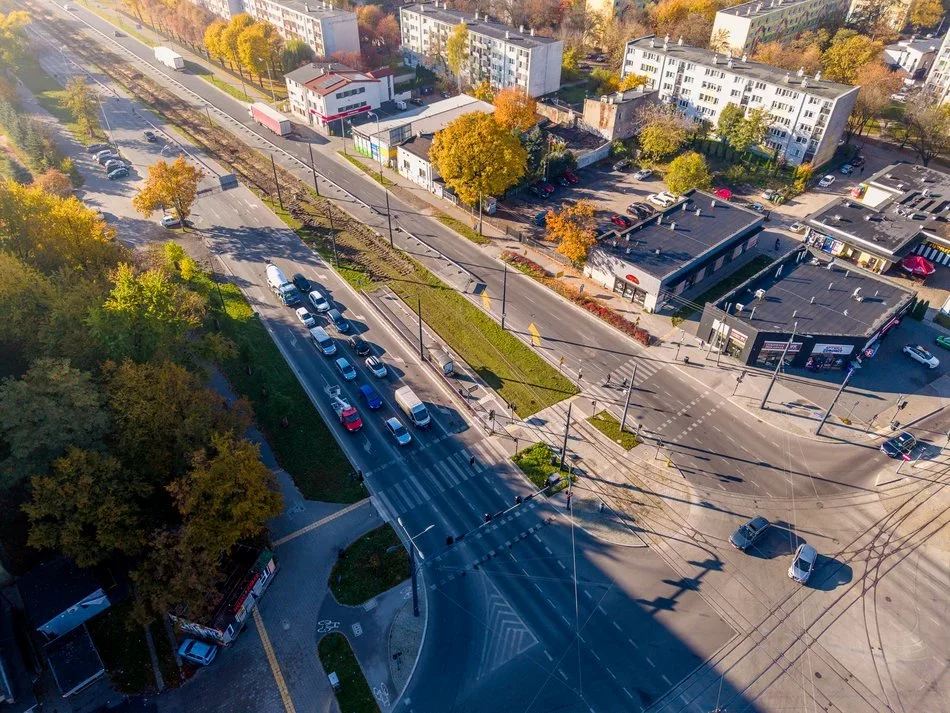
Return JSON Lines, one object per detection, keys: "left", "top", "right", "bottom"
{"left": 774, "top": 237, "right": 780, "bottom": 251}
{"left": 860, "top": 166, "right": 865, "bottom": 174}
{"left": 469, "top": 455, "right": 476, "bottom": 467}
{"left": 606, "top": 373, "right": 611, "bottom": 385}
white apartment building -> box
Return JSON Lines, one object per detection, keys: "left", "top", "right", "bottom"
{"left": 884, "top": 36, "right": 940, "bottom": 82}
{"left": 398, "top": 2, "right": 563, "bottom": 97}
{"left": 285, "top": 63, "right": 394, "bottom": 132}
{"left": 195, "top": 0, "right": 245, "bottom": 20}
{"left": 711, "top": 0, "right": 850, "bottom": 53}
{"left": 244, "top": 0, "right": 359, "bottom": 58}
{"left": 622, "top": 36, "right": 859, "bottom": 167}
{"left": 926, "top": 32, "right": 950, "bottom": 103}
{"left": 847, "top": 0, "right": 912, "bottom": 32}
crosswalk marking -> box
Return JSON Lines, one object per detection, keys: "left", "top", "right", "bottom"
{"left": 423, "top": 466, "right": 445, "bottom": 494}
{"left": 443, "top": 454, "right": 472, "bottom": 484}
{"left": 392, "top": 480, "right": 417, "bottom": 508}
{"left": 434, "top": 460, "right": 460, "bottom": 487}
{"left": 407, "top": 475, "right": 428, "bottom": 503}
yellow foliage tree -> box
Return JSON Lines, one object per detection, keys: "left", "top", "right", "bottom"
{"left": 132, "top": 157, "right": 203, "bottom": 227}
{"left": 546, "top": 199, "right": 596, "bottom": 264}
{"left": 0, "top": 10, "right": 30, "bottom": 66}
{"left": 237, "top": 22, "right": 273, "bottom": 77}
{"left": 493, "top": 87, "right": 537, "bottom": 132}
{"left": 203, "top": 19, "right": 228, "bottom": 60}
{"left": 221, "top": 13, "right": 255, "bottom": 68}
{"left": 63, "top": 76, "right": 98, "bottom": 138}
{"left": 618, "top": 73, "right": 648, "bottom": 91}
{"left": 909, "top": 0, "right": 943, "bottom": 29}
{"left": 471, "top": 80, "right": 493, "bottom": 102}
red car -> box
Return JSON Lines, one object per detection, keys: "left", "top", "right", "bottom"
{"left": 563, "top": 170, "right": 580, "bottom": 184}
{"left": 610, "top": 214, "right": 633, "bottom": 228}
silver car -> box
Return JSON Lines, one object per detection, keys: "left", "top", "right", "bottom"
{"left": 788, "top": 544, "right": 817, "bottom": 584}
{"left": 385, "top": 416, "right": 411, "bottom": 446}
{"left": 729, "top": 516, "right": 769, "bottom": 551}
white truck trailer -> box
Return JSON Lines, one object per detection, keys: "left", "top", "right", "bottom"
{"left": 154, "top": 46, "right": 185, "bottom": 71}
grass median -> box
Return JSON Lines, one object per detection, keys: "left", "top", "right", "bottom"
{"left": 513, "top": 442, "right": 571, "bottom": 493}
{"left": 587, "top": 410, "right": 640, "bottom": 450}
{"left": 329, "top": 524, "right": 408, "bottom": 605}
{"left": 196, "top": 72, "right": 252, "bottom": 103}
{"left": 436, "top": 212, "right": 491, "bottom": 246}
{"left": 18, "top": 62, "right": 106, "bottom": 142}
{"left": 87, "top": 601, "right": 160, "bottom": 694}
{"left": 318, "top": 633, "right": 379, "bottom": 713}
{"left": 339, "top": 151, "right": 395, "bottom": 187}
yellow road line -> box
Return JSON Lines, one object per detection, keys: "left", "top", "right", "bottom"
{"left": 253, "top": 607, "right": 297, "bottom": 713}
{"left": 272, "top": 498, "right": 369, "bottom": 547}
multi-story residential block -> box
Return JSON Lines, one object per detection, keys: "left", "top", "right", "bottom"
{"left": 847, "top": 0, "right": 913, "bottom": 33}
{"left": 925, "top": 32, "right": 950, "bottom": 103}
{"left": 622, "top": 35, "right": 859, "bottom": 166}
{"left": 244, "top": 0, "right": 359, "bottom": 58}
{"left": 285, "top": 62, "right": 394, "bottom": 132}
{"left": 583, "top": 0, "right": 647, "bottom": 20}
{"left": 884, "top": 36, "right": 940, "bottom": 82}
{"left": 398, "top": 2, "right": 563, "bottom": 97}
{"left": 195, "top": 0, "right": 245, "bottom": 20}
{"left": 711, "top": 0, "right": 850, "bottom": 53}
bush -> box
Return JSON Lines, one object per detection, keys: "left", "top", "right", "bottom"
{"left": 500, "top": 250, "right": 552, "bottom": 279}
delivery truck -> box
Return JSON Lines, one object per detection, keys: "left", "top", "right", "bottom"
{"left": 250, "top": 102, "right": 292, "bottom": 137}
{"left": 394, "top": 386, "right": 431, "bottom": 428}
{"left": 154, "top": 46, "right": 185, "bottom": 71}
{"left": 265, "top": 263, "right": 301, "bottom": 306}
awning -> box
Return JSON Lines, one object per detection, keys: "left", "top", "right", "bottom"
{"left": 900, "top": 254, "right": 936, "bottom": 276}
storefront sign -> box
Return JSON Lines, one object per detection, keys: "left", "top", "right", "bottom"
{"left": 762, "top": 341, "right": 802, "bottom": 353}
{"left": 625, "top": 274, "right": 640, "bottom": 284}
{"left": 812, "top": 343, "right": 854, "bottom": 356}
{"left": 729, "top": 330, "right": 748, "bottom": 347}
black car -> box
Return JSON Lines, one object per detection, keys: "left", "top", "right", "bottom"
{"left": 528, "top": 185, "right": 548, "bottom": 200}
{"left": 851, "top": 156, "right": 866, "bottom": 168}
{"left": 292, "top": 273, "right": 312, "bottom": 293}
{"left": 409, "top": 97, "right": 424, "bottom": 106}
{"left": 86, "top": 142, "right": 112, "bottom": 154}
{"left": 729, "top": 516, "right": 769, "bottom": 551}
{"left": 880, "top": 432, "right": 917, "bottom": 460}
{"left": 144, "top": 130, "right": 158, "bottom": 143}
{"left": 349, "top": 335, "right": 371, "bottom": 356}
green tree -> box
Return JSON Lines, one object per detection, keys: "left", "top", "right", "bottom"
{"left": 0, "top": 358, "right": 109, "bottom": 484}
{"left": 716, "top": 102, "right": 745, "bottom": 142}
{"left": 591, "top": 67, "right": 620, "bottom": 95}
{"left": 665, "top": 151, "right": 712, "bottom": 195}
{"left": 431, "top": 113, "right": 527, "bottom": 206}
{"left": 281, "top": 38, "right": 314, "bottom": 71}
{"left": 562, "top": 45, "right": 582, "bottom": 77}
{"left": 133, "top": 156, "right": 203, "bottom": 226}
{"left": 522, "top": 126, "right": 546, "bottom": 174}
{"left": 545, "top": 199, "right": 596, "bottom": 264}
{"left": 637, "top": 105, "right": 690, "bottom": 161}
{"left": 729, "top": 107, "right": 769, "bottom": 154}
{"left": 23, "top": 448, "right": 151, "bottom": 566}
{"left": 0, "top": 253, "right": 54, "bottom": 363}
{"left": 902, "top": 97, "right": 950, "bottom": 166}
{"left": 445, "top": 22, "right": 469, "bottom": 88}
{"left": 62, "top": 77, "right": 98, "bottom": 138}
{"left": 820, "top": 30, "right": 883, "bottom": 84}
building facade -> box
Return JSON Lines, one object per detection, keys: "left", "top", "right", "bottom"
{"left": 397, "top": 133, "right": 437, "bottom": 191}
{"left": 711, "top": 0, "right": 850, "bottom": 53}
{"left": 884, "top": 36, "right": 940, "bottom": 82}
{"left": 196, "top": 0, "right": 245, "bottom": 20}
{"left": 244, "top": 0, "right": 359, "bottom": 58}
{"left": 581, "top": 89, "right": 657, "bottom": 141}
{"left": 285, "top": 63, "right": 393, "bottom": 132}
{"left": 398, "top": 3, "right": 563, "bottom": 97}
{"left": 622, "top": 35, "right": 859, "bottom": 167}
{"left": 926, "top": 31, "right": 950, "bottom": 103}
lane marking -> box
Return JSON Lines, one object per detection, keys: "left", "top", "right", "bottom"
{"left": 661, "top": 674, "right": 671, "bottom": 686}
{"left": 253, "top": 608, "right": 297, "bottom": 713}
{"left": 544, "top": 650, "right": 553, "bottom": 662}
{"left": 273, "top": 499, "right": 369, "bottom": 546}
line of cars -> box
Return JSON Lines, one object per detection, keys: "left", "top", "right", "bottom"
{"left": 85, "top": 142, "right": 129, "bottom": 180}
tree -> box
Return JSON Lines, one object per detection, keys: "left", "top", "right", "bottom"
{"left": 729, "top": 107, "right": 769, "bottom": 153}
{"left": 133, "top": 156, "right": 203, "bottom": 226}
{"left": 522, "top": 125, "right": 546, "bottom": 174}
{"left": 618, "top": 73, "right": 648, "bottom": 92}
{"left": 708, "top": 28, "right": 731, "bottom": 53}
{"left": 665, "top": 151, "right": 712, "bottom": 195}
{"left": 717, "top": 102, "right": 745, "bottom": 141}
{"left": 62, "top": 77, "right": 98, "bottom": 138}
{"left": 909, "top": 0, "right": 944, "bottom": 29}
{"left": 237, "top": 22, "right": 273, "bottom": 78}
{"left": 355, "top": 6, "right": 400, "bottom": 64}
{"left": 203, "top": 19, "right": 227, "bottom": 61}
{"left": 0, "top": 358, "right": 109, "bottom": 484}
{"left": 0, "top": 10, "right": 30, "bottom": 66}
{"left": 902, "top": 97, "right": 950, "bottom": 166}
{"left": 792, "top": 162, "right": 814, "bottom": 192}
{"left": 562, "top": 45, "right": 582, "bottom": 78}
{"left": 431, "top": 113, "right": 526, "bottom": 206}
{"left": 34, "top": 168, "right": 73, "bottom": 197}
{"left": 545, "top": 199, "right": 596, "bottom": 264}
{"left": 471, "top": 80, "right": 493, "bottom": 102}
{"left": 820, "top": 30, "right": 884, "bottom": 84}
{"left": 846, "top": 62, "right": 904, "bottom": 141}
{"left": 844, "top": 0, "right": 900, "bottom": 38}
{"left": 23, "top": 448, "right": 151, "bottom": 566}
{"left": 637, "top": 104, "right": 691, "bottom": 161}
{"left": 445, "top": 22, "right": 469, "bottom": 88}
{"left": 591, "top": 67, "right": 620, "bottom": 95}
{"left": 493, "top": 87, "right": 537, "bottom": 131}
{"left": 220, "top": 13, "right": 255, "bottom": 69}
{"left": 281, "top": 38, "right": 314, "bottom": 72}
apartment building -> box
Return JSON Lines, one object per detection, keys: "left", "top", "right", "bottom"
{"left": 584, "top": 0, "right": 647, "bottom": 20}
{"left": 398, "top": 2, "right": 563, "bottom": 97}
{"left": 711, "top": 0, "right": 850, "bottom": 53}
{"left": 622, "top": 36, "right": 859, "bottom": 166}
{"left": 926, "top": 31, "right": 950, "bottom": 103}
{"left": 196, "top": 0, "right": 245, "bottom": 20}
{"left": 285, "top": 62, "right": 394, "bottom": 132}
{"left": 244, "top": 0, "right": 359, "bottom": 58}
{"left": 884, "top": 36, "right": 940, "bottom": 81}
{"left": 847, "top": 0, "right": 913, "bottom": 32}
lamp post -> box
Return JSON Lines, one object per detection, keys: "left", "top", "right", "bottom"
{"left": 396, "top": 518, "right": 434, "bottom": 617}
{"left": 367, "top": 112, "right": 395, "bottom": 249}
{"left": 257, "top": 57, "right": 277, "bottom": 103}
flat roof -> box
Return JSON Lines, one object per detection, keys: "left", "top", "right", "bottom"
{"left": 398, "top": 133, "right": 434, "bottom": 160}
{"left": 19, "top": 559, "right": 101, "bottom": 632}
{"left": 401, "top": 3, "right": 560, "bottom": 48}
{"left": 256, "top": 0, "right": 353, "bottom": 20}
{"left": 44, "top": 626, "right": 105, "bottom": 698}
{"left": 718, "top": 0, "right": 822, "bottom": 18}
{"left": 886, "top": 37, "right": 942, "bottom": 54}
{"left": 627, "top": 35, "right": 856, "bottom": 100}
{"left": 352, "top": 95, "right": 493, "bottom": 140}
{"left": 713, "top": 247, "right": 913, "bottom": 337}
{"left": 595, "top": 190, "right": 763, "bottom": 281}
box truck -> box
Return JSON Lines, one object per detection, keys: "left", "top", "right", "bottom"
{"left": 250, "top": 103, "right": 292, "bottom": 137}
{"left": 154, "top": 46, "right": 184, "bottom": 71}
{"left": 265, "top": 264, "right": 301, "bottom": 306}
{"left": 394, "top": 386, "right": 431, "bottom": 428}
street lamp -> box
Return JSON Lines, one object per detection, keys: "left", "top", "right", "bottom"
{"left": 367, "top": 111, "right": 395, "bottom": 249}
{"left": 257, "top": 57, "right": 277, "bottom": 103}
{"left": 396, "top": 518, "right": 434, "bottom": 618}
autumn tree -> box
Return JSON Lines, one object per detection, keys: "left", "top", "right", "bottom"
{"left": 0, "top": 10, "right": 30, "bottom": 66}
{"left": 902, "top": 97, "right": 950, "bottom": 166}
{"left": 708, "top": 28, "right": 730, "bottom": 53}
{"left": 220, "top": 13, "right": 255, "bottom": 70}
{"left": 24, "top": 448, "right": 151, "bottom": 567}
{"left": 846, "top": 62, "right": 904, "bottom": 141}
{"left": 281, "top": 38, "right": 315, "bottom": 71}
{"left": 591, "top": 67, "right": 620, "bottom": 95}
{"left": 203, "top": 19, "right": 227, "bottom": 61}
{"left": 34, "top": 168, "right": 73, "bottom": 197}
{"left": 0, "top": 358, "right": 109, "bottom": 485}
{"left": 546, "top": 199, "right": 596, "bottom": 264}
{"left": 355, "top": 5, "right": 400, "bottom": 64}
{"left": 133, "top": 156, "right": 203, "bottom": 226}
{"left": 445, "top": 22, "right": 469, "bottom": 89}
{"left": 844, "top": 0, "right": 900, "bottom": 39}
{"left": 619, "top": 73, "right": 648, "bottom": 91}
{"left": 0, "top": 253, "right": 54, "bottom": 361}
{"left": 665, "top": 151, "right": 711, "bottom": 195}
{"left": 908, "top": 0, "right": 944, "bottom": 29}
{"left": 62, "top": 77, "right": 98, "bottom": 138}
{"left": 431, "top": 113, "right": 527, "bottom": 206}
{"left": 493, "top": 87, "right": 537, "bottom": 131}
{"left": 471, "top": 80, "right": 493, "bottom": 102}
{"left": 237, "top": 22, "right": 278, "bottom": 78}
{"left": 820, "top": 30, "right": 884, "bottom": 84}
{"left": 637, "top": 104, "right": 692, "bottom": 161}
{"left": 562, "top": 45, "right": 582, "bottom": 78}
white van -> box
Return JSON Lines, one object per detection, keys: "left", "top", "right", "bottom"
{"left": 394, "top": 386, "right": 431, "bottom": 428}
{"left": 309, "top": 326, "right": 336, "bottom": 356}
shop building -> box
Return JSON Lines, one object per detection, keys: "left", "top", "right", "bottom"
{"left": 583, "top": 190, "right": 764, "bottom": 313}
{"left": 285, "top": 63, "right": 394, "bottom": 133}
{"left": 698, "top": 246, "right": 915, "bottom": 370}
{"left": 803, "top": 162, "right": 950, "bottom": 274}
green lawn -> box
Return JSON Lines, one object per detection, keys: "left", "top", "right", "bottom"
{"left": 512, "top": 442, "right": 571, "bottom": 491}
{"left": 86, "top": 601, "right": 158, "bottom": 695}
{"left": 671, "top": 254, "right": 775, "bottom": 324}
{"left": 196, "top": 72, "right": 252, "bottom": 103}
{"left": 329, "top": 524, "right": 408, "bottom": 605}
{"left": 213, "top": 281, "right": 361, "bottom": 503}
{"left": 17, "top": 62, "right": 106, "bottom": 142}
{"left": 318, "top": 633, "right": 379, "bottom": 713}
{"left": 554, "top": 81, "right": 592, "bottom": 108}
{"left": 587, "top": 410, "right": 640, "bottom": 450}
{"left": 437, "top": 212, "right": 491, "bottom": 246}
{"left": 338, "top": 151, "right": 395, "bottom": 187}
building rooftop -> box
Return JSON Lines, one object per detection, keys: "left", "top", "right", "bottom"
{"left": 596, "top": 190, "right": 764, "bottom": 280}
{"left": 352, "top": 94, "right": 494, "bottom": 140}
{"left": 886, "top": 36, "right": 942, "bottom": 55}
{"left": 18, "top": 559, "right": 102, "bottom": 633}
{"left": 626, "top": 35, "right": 856, "bottom": 100}
{"left": 401, "top": 3, "right": 560, "bottom": 49}
{"left": 718, "top": 0, "right": 820, "bottom": 18}
{"left": 251, "top": 0, "right": 353, "bottom": 20}
{"left": 285, "top": 62, "right": 386, "bottom": 95}
{"left": 399, "top": 133, "right": 434, "bottom": 160}
{"left": 43, "top": 626, "right": 105, "bottom": 698}
{"left": 712, "top": 247, "right": 914, "bottom": 337}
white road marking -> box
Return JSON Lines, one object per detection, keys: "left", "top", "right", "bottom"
{"left": 646, "top": 657, "right": 655, "bottom": 668}
{"left": 661, "top": 674, "right": 671, "bottom": 685}
{"left": 544, "top": 650, "right": 553, "bottom": 662}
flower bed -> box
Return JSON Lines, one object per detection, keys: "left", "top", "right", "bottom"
{"left": 500, "top": 250, "right": 552, "bottom": 279}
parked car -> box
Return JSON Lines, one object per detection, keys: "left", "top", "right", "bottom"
{"left": 307, "top": 290, "right": 331, "bottom": 313}
{"left": 936, "top": 335, "right": 950, "bottom": 350}
{"left": 851, "top": 156, "right": 866, "bottom": 168}
{"left": 409, "top": 97, "right": 424, "bottom": 106}
{"left": 96, "top": 151, "right": 118, "bottom": 165}
{"left": 349, "top": 335, "right": 371, "bottom": 356}
{"left": 527, "top": 185, "right": 548, "bottom": 200}
{"left": 107, "top": 167, "right": 129, "bottom": 180}
{"left": 536, "top": 180, "right": 555, "bottom": 194}
{"left": 788, "top": 544, "right": 818, "bottom": 584}
{"left": 160, "top": 215, "right": 180, "bottom": 229}
{"left": 903, "top": 343, "right": 940, "bottom": 368}
{"left": 143, "top": 130, "right": 157, "bottom": 142}
{"left": 359, "top": 384, "right": 383, "bottom": 410}
{"left": 292, "top": 273, "right": 312, "bottom": 293}
{"left": 632, "top": 202, "right": 655, "bottom": 217}
{"left": 532, "top": 211, "right": 548, "bottom": 227}
{"left": 647, "top": 192, "right": 677, "bottom": 208}
{"left": 760, "top": 189, "right": 776, "bottom": 201}
{"left": 385, "top": 416, "right": 412, "bottom": 446}
{"left": 880, "top": 431, "right": 917, "bottom": 460}
{"left": 335, "top": 357, "right": 357, "bottom": 381}
{"left": 562, "top": 170, "right": 580, "bottom": 184}
{"left": 86, "top": 142, "right": 112, "bottom": 153}
{"left": 633, "top": 168, "right": 653, "bottom": 180}
{"left": 295, "top": 307, "right": 316, "bottom": 328}
{"left": 610, "top": 214, "right": 633, "bottom": 228}
{"left": 789, "top": 222, "right": 805, "bottom": 233}
{"left": 729, "top": 516, "right": 769, "bottom": 551}
{"left": 365, "top": 355, "right": 388, "bottom": 378}
{"left": 178, "top": 639, "right": 217, "bottom": 666}
{"left": 818, "top": 175, "right": 836, "bottom": 188}
{"left": 749, "top": 202, "right": 765, "bottom": 212}
{"left": 840, "top": 164, "right": 854, "bottom": 175}
{"left": 612, "top": 158, "right": 631, "bottom": 171}
{"left": 104, "top": 159, "right": 124, "bottom": 173}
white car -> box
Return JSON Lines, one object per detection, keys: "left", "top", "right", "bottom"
{"left": 647, "top": 191, "right": 677, "bottom": 208}
{"left": 160, "top": 215, "right": 180, "bottom": 228}
{"left": 295, "top": 307, "right": 316, "bottom": 328}
{"left": 307, "top": 290, "right": 331, "bottom": 313}
{"left": 903, "top": 344, "right": 940, "bottom": 368}
{"left": 385, "top": 416, "right": 412, "bottom": 446}
{"left": 818, "top": 175, "right": 836, "bottom": 188}
{"left": 788, "top": 544, "right": 817, "bottom": 584}
{"left": 633, "top": 169, "right": 653, "bottom": 180}
{"left": 789, "top": 222, "right": 805, "bottom": 233}
{"left": 365, "top": 355, "right": 388, "bottom": 378}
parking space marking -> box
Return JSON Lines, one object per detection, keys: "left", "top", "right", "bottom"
{"left": 253, "top": 608, "right": 297, "bottom": 713}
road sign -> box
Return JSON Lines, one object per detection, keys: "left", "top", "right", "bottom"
{"left": 528, "top": 322, "right": 541, "bottom": 346}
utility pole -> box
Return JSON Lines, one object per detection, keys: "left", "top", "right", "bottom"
{"left": 673, "top": 329, "right": 685, "bottom": 360}
{"left": 619, "top": 363, "right": 637, "bottom": 433}
{"left": 270, "top": 154, "right": 283, "bottom": 209}
{"left": 501, "top": 264, "right": 508, "bottom": 330}
{"left": 397, "top": 519, "right": 433, "bottom": 618}
{"left": 368, "top": 112, "right": 395, "bottom": 249}
{"left": 816, "top": 366, "right": 855, "bottom": 436}
{"left": 760, "top": 321, "right": 797, "bottom": 409}
{"left": 560, "top": 403, "right": 572, "bottom": 471}
{"left": 307, "top": 143, "right": 321, "bottom": 197}
{"left": 417, "top": 296, "right": 424, "bottom": 359}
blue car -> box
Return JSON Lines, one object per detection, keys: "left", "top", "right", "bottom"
{"left": 359, "top": 384, "right": 383, "bottom": 410}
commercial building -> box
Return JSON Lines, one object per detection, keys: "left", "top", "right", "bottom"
{"left": 581, "top": 88, "right": 657, "bottom": 141}
{"left": 711, "top": 0, "right": 850, "bottom": 53}
{"left": 244, "top": 0, "right": 359, "bottom": 59}
{"left": 884, "top": 36, "right": 941, "bottom": 82}
{"left": 698, "top": 246, "right": 915, "bottom": 370}
{"left": 584, "top": 190, "right": 765, "bottom": 313}
{"left": 285, "top": 62, "right": 394, "bottom": 132}
{"left": 804, "top": 162, "right": 950, "bottom": 274}
{"left": 398, "top": 3, "right": 563, "bottom": 97}
{"left": 925, "top": 31, "right": 950, "bottom": 103}
{"left": 351, "top": 94, "right": 493, "bottom": 166}
{"left": 622, "top": 35, "right": 859, "bottom": 166}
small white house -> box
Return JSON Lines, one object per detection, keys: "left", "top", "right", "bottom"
{"left": 397, "top": 133, "right": 437, "bottom": 192}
